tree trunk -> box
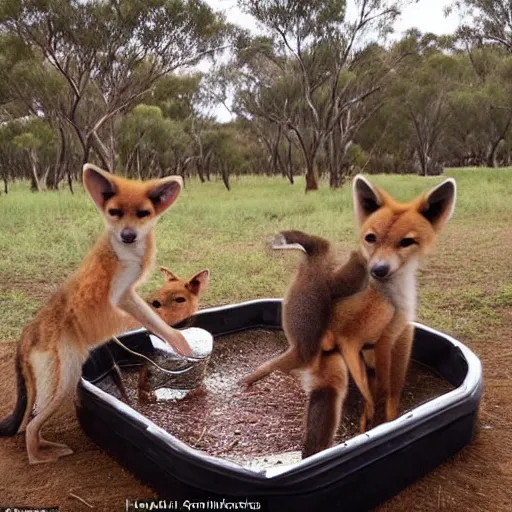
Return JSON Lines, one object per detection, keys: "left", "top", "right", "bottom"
{"left": 46, "top": 170, "right": 59, "bottom": 190}
{"left": 205, "top": 155, "right": 212, "bottom": 181}
{"left": 196, "top": 161, "right": 205, "bottom": 183}
{"left": 221, "top": 164, "right": 231, "bottom": 191}
{"left": 29, "top": 151, "right": 41, "bottom": 192}
{"left": 47, "top": 125, "right": 68, "bottom": 190}
{"left": 82, "top": 143, "right": 92, "bottom": 169}
{"left": 136, "top": 148, "right": 142, "bottom": 180}
{"left": 416, "top": 147, "right": 428, "bottom": 176}
{"left": 329, "top": 167, "right": 341, "bottom": 189}
{"left": 3, "top": 177, "right": 7, "bottom": 194}
{"left": 89, "top": 131, "right": 112, "bottom": 172}
{"left": 67, "top": 167, "right": 74, "bottom": 194}
{"left": 305, "top": 159, "right": 319, "bottom": 192}
{"left": 486, "top": 140, "right": 500, "bottom": 168}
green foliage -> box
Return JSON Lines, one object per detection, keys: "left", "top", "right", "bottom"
{"left": 1, "top": 169, "right": 511, "bottom": 341}
{"left": 2, "top": 0, "right": 512, "bottom": 189}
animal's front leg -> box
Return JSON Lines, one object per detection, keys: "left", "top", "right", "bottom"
{"left": 119, "top": 290, "right": 192, "bottom": 357}
{"left": 374, "top": 317, "right": 408, "bottom": 423}
{"left": 342, "top": 341, "right": 375, "bottom": 432}
{"left": 387, "top": 323, "right": 414, "bottom": 421}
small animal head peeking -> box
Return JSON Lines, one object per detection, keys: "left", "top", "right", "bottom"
{"left": 352, "top": 175, "right": 456, "bottom": 281}
{"left": 82, "top": 163, "right": 183, "bottom": 245}
{"left": 146, "top": 267, "right": 210, "bottom": 326}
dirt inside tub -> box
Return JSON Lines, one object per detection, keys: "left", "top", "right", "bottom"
{"left": 105, "top": 329, "right": 454, "bottom": 470}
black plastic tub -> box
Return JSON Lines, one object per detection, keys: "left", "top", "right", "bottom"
{"left": 76, "top": 299, "right": 483, "bottom": 512}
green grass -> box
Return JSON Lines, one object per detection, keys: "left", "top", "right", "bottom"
{"left": 0, "top": 168, "right": 511, "bottom": 342}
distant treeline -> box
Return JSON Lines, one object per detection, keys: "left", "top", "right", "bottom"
{"left": 0, "top": 0, "right": 509, "bottom": 193}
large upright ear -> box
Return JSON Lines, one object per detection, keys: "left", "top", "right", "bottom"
{"left": 83, "top": 163, "right": 116, "bottom": 210}
{"left": 160, "top": 266, "right": 179, "bottom": 282}
{"left": 352, "top": 175, "right": 383, "bottom": 227}
{"left": 419, "top": 178, "right": 456, "bottom": 231}
{"left": 186, "top": 269, "right": 210, "bottom": 296}
{"left": 147, "top": 176, "right": 183, "bottom": 215}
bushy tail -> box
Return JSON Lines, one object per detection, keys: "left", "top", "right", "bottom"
{"left": 303, "top": 387, "right": 341, "bottom": 458}
{"left": 328, "top": 250, "right": 369, "bottom": 300}
{"left": 302, "top": 351, "right": 348, "bottom": 458}
{"left": 0, "top": 350, "right": 28, "bottom": 436}
{"left": 272, "top": 230, "right": 331, "bottom": 258}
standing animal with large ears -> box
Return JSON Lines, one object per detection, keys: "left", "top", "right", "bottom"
{"left": 243, "top": 176, "right": 456, "bottom": 457}
{"left": 0, "top": 164, "right": 193, "bottom": 464}
{"left": 329, "top": 175, "right": 457, "bottom": 437}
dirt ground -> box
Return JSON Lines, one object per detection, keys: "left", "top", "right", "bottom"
{"left": 0, "top": 319, "right": 511, "bottom": 512}
{"left": 1, "top": 228, "right": 512, "bottom": 511}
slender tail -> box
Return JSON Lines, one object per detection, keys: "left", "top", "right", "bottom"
{"left": 272, "top": 230, "right": 331, "bottom": 258}
{"left": 0, "top": 349, "right": 28, "bottom": 436}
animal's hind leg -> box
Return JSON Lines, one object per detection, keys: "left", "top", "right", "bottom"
{"left": 26, "top": 387, "right": 74, "bottom": 465}
{"left": 302, "top": 351, "right": 348, "bottom": 458}
{"left": 25, "top": 348, "right": 80, "bottom": 464}
{"left": 241, "top": 347, "right": 302, "bottom": 386}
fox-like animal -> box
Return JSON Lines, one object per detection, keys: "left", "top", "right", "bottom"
{"left": 129, "top": 266, "right": 210, "bottom": 329}
{"left": 331, "top": 175, "right": 456, "bottom": 434}
{"left": 112, "top": 266, "right": 210, "bottom": 400}
{"left": 0, "top": 164, "right": 194, "bottom": 465}
{"left": 242, "top": 230, "right": 369, "bottom": 457}
{"left": 243, "top": 175, "right": 456, "bottom": 457}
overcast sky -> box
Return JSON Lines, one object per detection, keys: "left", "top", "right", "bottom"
{"left": 203, "top": 0, "right": 460, "bottom": 121}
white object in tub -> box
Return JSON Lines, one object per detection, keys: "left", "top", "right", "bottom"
{"left": 149, "top": 327, "right": 213, "bottom": 401}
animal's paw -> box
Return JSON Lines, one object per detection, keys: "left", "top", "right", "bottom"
{"left": 28, "top": 442, "right": 74, "bottom": 465}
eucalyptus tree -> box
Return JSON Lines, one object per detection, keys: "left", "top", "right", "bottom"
{"left": 0, "top": 0, "right": 232, "bottom": 171}
{"left": 234, "top": 0, "right": 404, "bottom": 191}
{"left": 11, "top": 118, "right": 58, "bottom": 191}
{"left": 450, "top": 0, "right": 512, "bottom": 52}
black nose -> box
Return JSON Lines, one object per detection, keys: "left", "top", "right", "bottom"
{"left": 121, "top": 228, "right": 137, "bottom": 244}
{"left": 371, "top": 263, "right": 390, "bottom": 279}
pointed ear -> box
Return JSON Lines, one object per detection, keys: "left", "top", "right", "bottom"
{"left": 186, "top": 269, "right": 210, "bottom": 296}
{"left": 419, "top": 178, "right": 456, "bottom": 231}
{"left": 83, "top": 163, "right": 116, "bottom": 210}
{"left": 160, "top": 266, "right": 179, "bottom": 281}
{"left": 147, "top": 176, "right": 183, "bottom": 215}
{"left": 352, "top": 175, "right": 383, "bottom": 227}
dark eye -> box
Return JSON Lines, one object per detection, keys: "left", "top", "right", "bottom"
{"left": 365, "top": 233, "right": 377, "bottom": 243}
{"left": 136, "top": 210, "right": 150, "bottom": 218}
{"left": 399, "top": 238, "right": 416, "bottom": 248}
{"left": 175, "top": 297, "right": 186, "bottom": 303}
{"left": 108, "top": 208, "right": 123, "bottom": 218}
{"left": 152, "top": 300, "right": 161, "bottom": 308}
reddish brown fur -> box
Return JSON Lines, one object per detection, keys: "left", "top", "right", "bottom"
{"left": 321, "top": 175, "right": 456, "bottom": 438}
{"left": 1, "top": 164, "right": 193, "bottom": 465}
{"left": 242, "top": 231, "right": 368, "bottom": 456}
{"left": 123, "top": 267, "right": 210, "bottom": 330}
{"left": 243, "top": 175, "right": 456, "bottom": 457}
{"left": 113, "top": 267, "right": 210, "bottom": 401}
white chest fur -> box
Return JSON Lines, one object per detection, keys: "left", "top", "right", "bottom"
{"left": 379, "top": 260, "right": 418, "bottom": 322}
{"left": 109, "top": 235, "right": 147, "bottom": 306}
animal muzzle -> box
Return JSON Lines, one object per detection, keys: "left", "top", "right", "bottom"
{"left": 121, "top": 227, "right": 137, "bottom": 244}
{"left": 370, "top": 262, "right": 391, "bottom": 280}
